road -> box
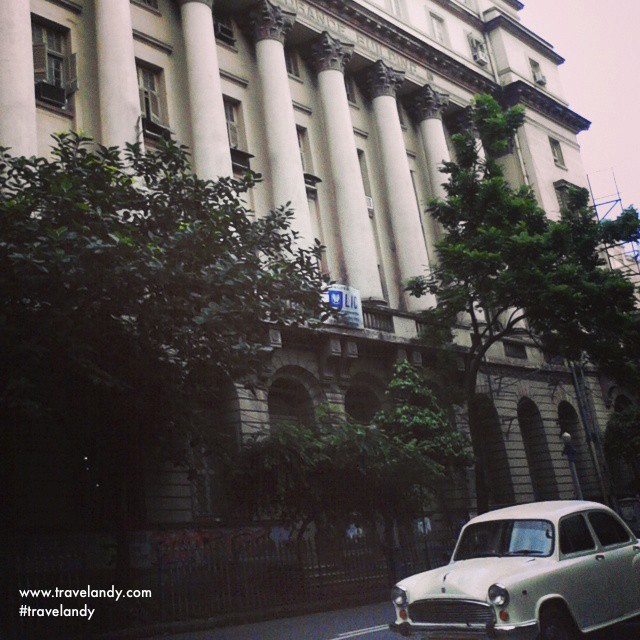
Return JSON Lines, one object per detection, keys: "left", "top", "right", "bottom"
{"left": 144, "top": 601, "right": 640, "bottom": 640}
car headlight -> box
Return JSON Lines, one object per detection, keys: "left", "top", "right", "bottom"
{"left": 391, "top": 586, "right": 408, "bottom": 607}
{"left": 488, "top": 584, "right": 510, "bottom": 607}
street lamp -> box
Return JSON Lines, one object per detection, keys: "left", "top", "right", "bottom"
{"left": 561, "top": 432, "right": 584, "bottom": 500}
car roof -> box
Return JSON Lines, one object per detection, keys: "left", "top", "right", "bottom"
{"left": 468, "top": 500, "right": 609, "bottom": 525}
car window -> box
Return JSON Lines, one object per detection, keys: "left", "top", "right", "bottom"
{"left": 588, "top": 511, "right": 632, "bottom": 547}
{"left": 454, "top": 520, "right": 553, "bottom": 560}
{"left": 560, "top": 514, "right": 596, "bottom": 555}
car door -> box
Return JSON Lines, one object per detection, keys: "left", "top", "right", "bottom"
{"left": 555, "top": 513, "right": 611, "bottom": 629}
{"left": 586, "top": 510, "right": 640, "bottom": 620}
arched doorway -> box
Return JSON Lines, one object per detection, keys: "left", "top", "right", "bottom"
{"left": 471, "top": 395, "right": 515, "bottom": 508}
{"left": 345, "top": 374, "right": 384, "bottom": 424}
{"left": 517, "top": 398, "right": 559, "bottom": 500}
{"left": 268, "top": 375, "right": 317, "bottom": 427}
{"left": 558, "top": 401, "right": 601, "bottom": 500}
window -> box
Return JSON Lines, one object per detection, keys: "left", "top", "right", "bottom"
{"left": 137, "top": 64, "right": 169, "bottom": 140}
{"left": 344, "top": 73, "right": 357, "bottom": 105}
{"left": 430, "top": 14, "right": 448, "bottom": 45}
{"left": 297, "top": 127, "right": 312, "bottom": 173}
{"left": 549, "top": 138, "right": 565, "bottom": 167}
{"left": 455, "top": 520, "right": 554, "bottom": 560}
{"left": 358, "top": 149, "right": 388, "bottom": 300}
{"left": 214, "top": 13, "right": 235, "bottom": 47}
{"left": 530, "top": 59, "right": 546, "bottom": 86}
{"left": 588, "top": 512, "right": 632, "bottom": 547}
{"left": 389, "top": 0, "right": 403, "bottom": 18}
{"left": 32, "top": 21, "right": 77, "bottom": 107}
{"left": 504, "top": 341, "right": 527, "bottom": 359}
{"left": 223, "top": 98, "right": 242, "bottom": 149}
{"left": 559, "top": 515, "right": 595, "bottom": 555}
{"left": 285, "top": 46, "right": 300, "bottom": 78}
{"left": 397, "top": 101, "right": 406, "bottom": 127}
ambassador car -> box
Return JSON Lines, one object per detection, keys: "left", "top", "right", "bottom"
{"left": 390, "top": 501, "right": 640, "bottom": 640}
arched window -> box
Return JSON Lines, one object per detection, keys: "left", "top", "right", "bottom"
{"left": 268, "top": 377, "right": 316, "bottom": 427}
{"left": 558, "top": 401, "right": 601, "bottom": 500}
{"left": 472, "top": 395, "right": 515, "bottom": 507}
{"left": 345, "top": 383, "right": 382, "bottom": 424}
{"left": 517, "top": 398, "right": 559, "bottom": 500}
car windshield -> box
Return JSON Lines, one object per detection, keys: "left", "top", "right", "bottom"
{"left": 454, "top": 519, "right": 554, "bottom": 560}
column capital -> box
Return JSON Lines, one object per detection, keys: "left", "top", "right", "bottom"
{"left": 307, "top": 31, "right": 354, "bottom": 74}
{"left": 447, "top": 105, "right": 478, "bottom": 135}
{"left": 407, "top": 84, "right": 450, "bottom": 122}
{"left": 248, "top": 0, "right": 296, "bottom": 45}
{"left": 364, "top": 60, "right": 405, "bottom": 100}
{"left": 176, "top": 0, "right": 213, "bottom": 8}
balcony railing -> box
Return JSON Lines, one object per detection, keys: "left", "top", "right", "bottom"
{"left": 363, "top": 308, "right": 395, "bottom": 333}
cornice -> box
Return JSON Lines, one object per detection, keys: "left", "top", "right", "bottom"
{"left": 503, "top": 0, "right": 525, "bottom": 10}
{"left": 485, "top": 14, "right": 564, "bottom": 65}
{"left": 501, "top": 81, "right": 590, "bottom": 134}
{"left": 305, "top": 0, "right": 496, "bottom": 95}
{"left": 430, "top": 0, "right": 483, "bottom": 31}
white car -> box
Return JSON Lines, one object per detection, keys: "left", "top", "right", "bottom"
{"left": 390, "top": 501, "right": 640, "bottom": 639}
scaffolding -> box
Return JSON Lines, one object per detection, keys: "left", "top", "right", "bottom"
{"left": 587, "top": 168, "right": 640, "bottom": 288}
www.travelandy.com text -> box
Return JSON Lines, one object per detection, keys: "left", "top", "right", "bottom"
{"left": 18, "top": 586, "right": 152, "bottom": 621}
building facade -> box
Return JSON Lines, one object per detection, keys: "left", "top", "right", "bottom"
{"left": 1, "top": 0, "right": 628, "bottom": 529}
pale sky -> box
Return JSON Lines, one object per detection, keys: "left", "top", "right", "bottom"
{"left": 520, "top": 1, "right": 640, "bottom": 215}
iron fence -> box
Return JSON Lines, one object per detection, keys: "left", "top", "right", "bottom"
{"left": 10, "top": 523, "right": 462, "bottom": 638}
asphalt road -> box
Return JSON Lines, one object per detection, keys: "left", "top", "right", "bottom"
{"left": 144, "top": 600, "right": 640, "bottom": 640}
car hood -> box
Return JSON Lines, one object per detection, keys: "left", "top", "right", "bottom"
{"left": 397, "top": 557, "right": 552, "bottom": 602}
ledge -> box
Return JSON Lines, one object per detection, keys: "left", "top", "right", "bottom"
{"left": 305, "top": 0, "right": 497, "bottom": 96}
{"left": 133, "top": 29, "right": 173, "bottom": 55}
{"left": 431, "top": 0, "right": 483, "bottom": 30}
{"left": 45, "top": 0, "right": 82, "bottom": 13}
{"left": 484, "top": 14, "right": 564, "bottom": 65}
{"left": 501, "top": 80, "right": 591, "bottom": 134}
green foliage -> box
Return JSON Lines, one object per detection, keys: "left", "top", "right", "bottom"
{"left": 234, "top": 361, "right": 471, "bottom": 535}
{"left": 604, "top": 405, "right": 640, "bottom": 466}
{"left": 408, "top": 94, "right": 640, "bottom": 389}
{"left": 406, "top": 93, "right": 640, "bottom": 510}
{"left": 0, "top": 132, "right": 327, "bottom": 527}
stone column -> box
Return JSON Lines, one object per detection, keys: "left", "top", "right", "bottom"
{"left": 449, "top": 105, "right": 486, "bottom": 163}
{"left": 407, "top": 85, "right": 451, "bottom": 276}
{"left": 308, "top": 32, "right": 385, "bottom": 303}
{"left": 95, "top": 0, "right": 141, "bottom": 148}
{"left": 0, "top": 0, "right": 37, "bottom": 155}
{"left": 365, "top": 61, "right": 432, "bottom": 312}
{"left": 409, "top": 84, "right": 451, "bottom": 202}
{"left": 178, "top": 0, "right": 232, "bottom": 178}
{"left": 248, "top": 0, "right": 313, "bottom": 247}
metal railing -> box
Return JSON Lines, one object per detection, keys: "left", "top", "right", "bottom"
{"left": 11, "top": 524, "right": 462, "bottom": 637}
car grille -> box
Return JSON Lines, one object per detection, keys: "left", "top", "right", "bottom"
{"left": 408, "top": 599, "right": 495, "bottom": 625}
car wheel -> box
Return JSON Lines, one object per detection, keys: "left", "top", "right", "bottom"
{"left": 539, "top": 606, "right": 579, "bottom": 640}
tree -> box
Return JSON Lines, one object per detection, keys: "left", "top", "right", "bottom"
{"left": 604, "top": 405, "right": 640, "bottom": 492}
{"left": 0, "top": 133, "right": 326, "bottom": 568}
{"left": 234, "top": 360, "right": 471, "bottom": 579}
{"left": 407, "top": 94, "right": 640, "bottom": 513}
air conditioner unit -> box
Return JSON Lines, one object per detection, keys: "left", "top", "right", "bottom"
{"left": 534, "top": 71, "right": 547, "bottom": 86}
{"left": 365, "top": 196, "right": 374, "bottom": 211}
{"left": 473, "top": 48, "right": 489, "bottom": 66}
{"left": 227, "top": 121, "right": 239, "bottom": 149}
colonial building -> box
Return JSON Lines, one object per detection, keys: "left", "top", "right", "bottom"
{"left": 1, "top": 0, "right": 627, "bottom": 529}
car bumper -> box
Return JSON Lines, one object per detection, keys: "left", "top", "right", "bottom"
{"left": 389, "top": 620, "right": 538, "bottom": 640}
